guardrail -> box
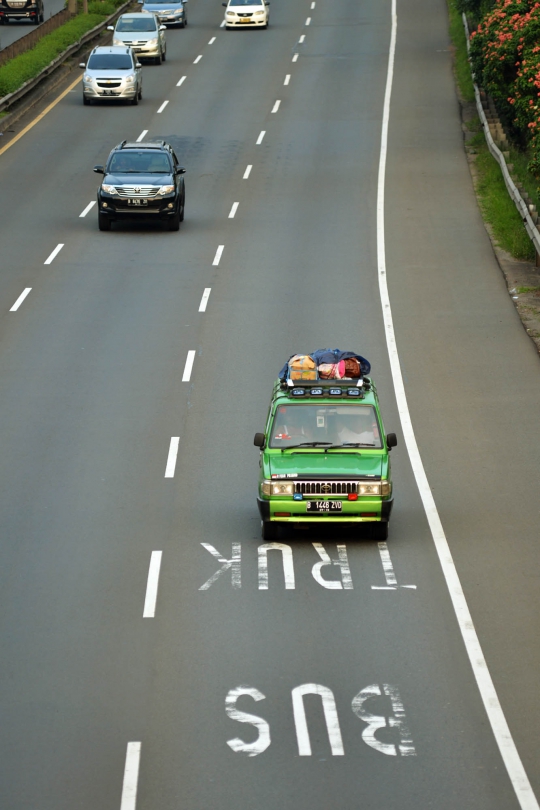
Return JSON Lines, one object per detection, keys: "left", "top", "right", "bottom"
{"left": 462, "top": 13, "right": 540, "bottom": 262}
{"left": 0, "top": 7, "right": 75, "bottom": 67}
{"left": 0, "top": 0, "right": 132, "bottom": 115}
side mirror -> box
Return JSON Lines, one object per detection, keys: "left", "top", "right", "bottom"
{"left": 176, "top": 167, "right": 186, "bottom": 174}
{"left": 93, "top": 165, "right": 104, "bottom": 174}
{"left": 135, "top": 62, "right": 142, "bottom": 68}
{"left": 254, "top": 433, "right": 265, "bottom": 448}
{"left": 159, "top": 24, "right": 166, "bottom": 29}
{"left": 79, "top": 62, "right": 86, "bottom": 68}
{"left": 107, "top": 24, "right": 114, "bottom": 30}
{"left": 222, "top": 3, "right": 227, "bottom": 6}
{"left": 386, "top": 433, "right": 397, "bottom": 450}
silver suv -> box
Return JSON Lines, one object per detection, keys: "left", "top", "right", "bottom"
{"left": 109, "top": 12, "right": 167, "bottom": 64}
{"left": 80, "top": 47, "right": 142, "bottom": 106}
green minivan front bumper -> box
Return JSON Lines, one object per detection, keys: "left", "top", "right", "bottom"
{"left": 257, "top": 496, "right": 394, "bottom": 523}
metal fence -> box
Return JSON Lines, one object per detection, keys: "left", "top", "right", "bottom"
{"left": 0, "top": 8, "right": 75, "bottom": 67}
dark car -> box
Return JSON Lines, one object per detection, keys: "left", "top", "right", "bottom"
{"left": 0, "top": 0, "right": 44, "bottom": 24}
{"left": 93, "top": 140, "right": 186, "bottom": 231}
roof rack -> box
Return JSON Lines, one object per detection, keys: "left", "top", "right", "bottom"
{"left": 277, "top": 376, "right": 373, "bottom": 399}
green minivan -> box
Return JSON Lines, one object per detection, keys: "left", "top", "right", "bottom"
{"left": 254, "top": 375, "right": 397, "bottom": 540}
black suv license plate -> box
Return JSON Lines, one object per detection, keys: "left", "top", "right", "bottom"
{"left": 307, "top": 501, "right": 342, "bottom": 513}
{"left": 128, "top": 199, "right": 148, "bottom": 206}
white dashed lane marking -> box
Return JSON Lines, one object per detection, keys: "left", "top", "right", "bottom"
{"left": 284, "top": 74, "right": 291, "bottom": 85}
{"left": 229, "top": 202, "right": 239, "bottom": 218}
{"left": 194, "top": 54, "right": 203, "bottom": 64}
{"left": 157, "top": 101, "right": 169, "bottom": 113}
{"left": 143, "top": 551, "right": 163, "bottom": 618}
{"left": 271, "top": 100, "right": 281, "bottom": 113}
{"left": 208, "top": 36, "right": 216, "bottom": 44}
{"left": 256, "top": 131, "right": 266, "bottom": 144}
{"left": 182, "top": 350, "right": 196, "bottom": 382}
{"left": 164, "top": 438, "right": 180, "bottom": 478}
{"left": 213, "top": 245, "right": 224, "bottom": 265}
{"left": 176, "top": 76, "right": 186, "bottom": 87}
{"left": 243, "top": 164, "right": 252, "bottom": 179}
{"left": 299, "top": 34, "right": 305, "bottom": 43}
{"left": 10, "top": 288, "right": 31, "bottom": 312}
{"left": 79, "top": 201, "right": 96, "bottom": 217}
{"left": 306, "top": 16, "right": 311, "bottom": 24}
{"left": 292, "top": 53, "right": 299, "bottom": 62}
{"left": 199, "top": 288, "right": 211, "bottom": 312}
{"left": 136, "top": 129, "right": 148, "bottom": 142}
{"left": 44, "top": 244, "right": 64, "bottom": 265}
{"left": 120, "top": 742, "right": 141, "bottom": 810}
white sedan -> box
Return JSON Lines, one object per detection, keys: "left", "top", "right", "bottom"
{"left": 222, "top": 0, "right": 269, "bottom": 29}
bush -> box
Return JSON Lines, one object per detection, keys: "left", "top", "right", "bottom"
{"left": 470, "top": 0, "right": 540, "bottom": 175}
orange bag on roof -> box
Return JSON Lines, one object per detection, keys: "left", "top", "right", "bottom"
{"left": 288, "top": 354, "right": 317, "bottom": 380}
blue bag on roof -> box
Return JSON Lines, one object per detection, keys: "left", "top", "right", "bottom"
{"left": 278, "top": 349, "right": 370, "bottom": 381}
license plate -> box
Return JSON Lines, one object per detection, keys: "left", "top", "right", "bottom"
{"left": 306, "top": 501, "right": 342, "bottom": 512}
{"left": 128, "top": 199, "right": 148, "bottom": 206}
{"left": 240, "top": 18, "right": 251, "bottom": 22}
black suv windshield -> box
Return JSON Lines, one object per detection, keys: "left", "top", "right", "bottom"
{"left": 269, "top": 404, "right": 382, "bottom": 448}
{"left": 108, "top": 151, "right": 172, "bottom": 174}
{"left": 88, "top": 53, "right": 133, "bottom": 70}
{"left": 116, "top": 17, "right": 157, "bottom": 31}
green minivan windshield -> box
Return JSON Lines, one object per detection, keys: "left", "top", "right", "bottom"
{"left": 269, "top": 404, "right": 382, "bottom": 448}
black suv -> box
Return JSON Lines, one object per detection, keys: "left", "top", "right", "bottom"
{"left": 93, "top": 140, "right": 186, "bottom": 231}
{"left": 0, "top": 0, "right": 44, "bottom": 24}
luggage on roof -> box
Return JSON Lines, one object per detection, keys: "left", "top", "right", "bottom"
{"left": 278, "top": 349, "right": 370, "bottom": 382}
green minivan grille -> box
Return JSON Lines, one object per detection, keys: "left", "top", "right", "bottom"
{"left": 295, "top": 481, "right": 359, "bottom": 495}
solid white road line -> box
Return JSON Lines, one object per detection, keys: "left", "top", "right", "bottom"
{"left": 120, "top": 742, "right": 141, "bottom": 810}
{"left": 213, "top": 245, "right": 224, "bottom": 265}
{"left": 284, "top": 74, "right": 291, "bottom": 85}
{"left": 164, "top": 438, "right": 180, "bottom": 478}
{"left": 194, "top": 54, "right": 202, "bottom": 63}
{"left": 10, "top": 288, "right": 32, "bottom": 312}
{"left": 182, "top": 350, "right": 196, "bottom": 382}
{"left": 44, "top": 243, "right": 64, "bottom": 265}
{"left": 157, "top": 100, "right": 169, "bottom": 113}
{"left": 271, "top": 100, "right": 281, "bottom": 113}
{"left": 229, "top": 202, "right": 239, "bottom": 218}
{"left": 79, "top": 201, "right": 96, "bottom": 218}
{"left": 208, "top": 36, "right": 216, "bottom": 43}
{"left": 143, "top": 551, "right": 163, "bottom": 618}
{"left": 299, "top": 34, "right": 305, "bottom": 43}
{"left": 256, "top": 130, "right": 266, "bottom": 144}
{"left": 377, "top": 2, "right": 539, "bottom": 808}
{"left": 243, "top": 164, "right": 252, "bottom": 179}
{"left": 292, "top": 53, "right": 299, "bottom": 62}
{"left": 306, "top": 16, "right": 311, "bottom": 24}
{"left": 136, "top": 129, "right": 148, "bottom": 142}
{"left": 176, "top": 75, "right": 186, "bottom": 87}
{"left": 199, "top": 288, "right": 211, "bottom": 312}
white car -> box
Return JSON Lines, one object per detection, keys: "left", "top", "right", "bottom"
{"left": 222, "top": 0, "right": 269, "bottom": 29}
{"left": 108, "top": 13, "right": 167, "bottom": 64}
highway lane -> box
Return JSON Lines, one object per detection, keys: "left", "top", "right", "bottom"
{"left": 0, "top": 0, "right": 66, "bottom": 51}
{"left": 0, "top": 0, "right": 539, "bottom": 807}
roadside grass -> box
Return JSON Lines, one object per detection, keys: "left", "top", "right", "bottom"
{"left": 517, "top": 286, "right": 540, "bottom": 294}
{"left": 0, "top": 2, "right": 125, "bottom": 98}
{"left": 447, "top": 0, "right": 536, "bottom": 261}
{"left": 447, "top": 0, "right": 475, "bottom": 103}
{"left": 470, "top": 131, "right": 536, "bottom": 259}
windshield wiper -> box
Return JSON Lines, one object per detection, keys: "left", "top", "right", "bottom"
{"left": 281, "top": 442, "right": 334, "bottom": 452}
{"left": 329, "top": 442, "right": 375, "bottom": 448}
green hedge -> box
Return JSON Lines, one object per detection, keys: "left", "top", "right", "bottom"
{"left": 0, "top": 7, "right": 122, "bottom": 98}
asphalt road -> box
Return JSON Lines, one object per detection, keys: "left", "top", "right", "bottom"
{"left": 0, "top": 0, "right": 539, "bottom": 807}
{"left": 0, "top": 0, "right": 66, "bottom": 51}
